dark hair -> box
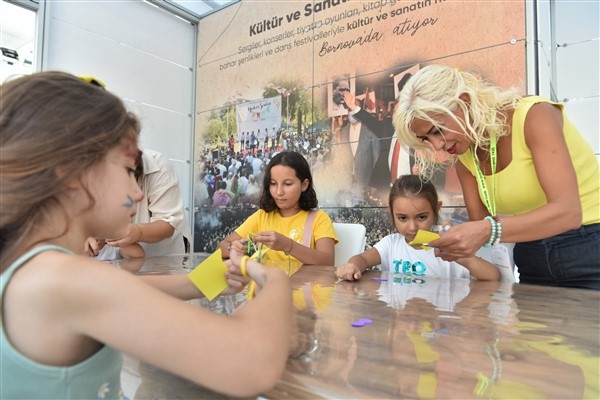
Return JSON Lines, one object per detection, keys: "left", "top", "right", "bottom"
{"left": 397, "top": 72, "right": 413, "bottom": 94}
{"left": 260, "top": 151, "right": 318, "bottom": 212}
{"left": 388, "top": 175, "right": 439, "bottom": 223}
{"left": 135, "top": 150, "right": 144, "bottom": 183}
{"left": 0, "top": 71, "right": 139, "bottom": 269}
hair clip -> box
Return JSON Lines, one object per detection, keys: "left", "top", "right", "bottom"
{"left": 78, "top": 75, "right": 106, "bottom": 88}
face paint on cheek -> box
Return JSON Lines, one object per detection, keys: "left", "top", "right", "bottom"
{"left": 122, "top": 194, "right": 135, "bottom": 208}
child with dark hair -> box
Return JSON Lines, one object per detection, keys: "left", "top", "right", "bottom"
{"left": 336, "top": 175, "right": 499, "bottom": 281}
{"left": 219, "top": 151, "right": 337, "bottom": 265}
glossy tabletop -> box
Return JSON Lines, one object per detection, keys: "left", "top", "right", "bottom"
{"left": 116, "top": 254, "right": 600, "bottom": 399}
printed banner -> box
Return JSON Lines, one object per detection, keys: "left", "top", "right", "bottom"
{"left": 193, "top": 0, "right": 526, "bottom": 251}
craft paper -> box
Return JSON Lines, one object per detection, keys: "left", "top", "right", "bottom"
{"left": 408, "top": 230, "right": 441, "bottom": 250}
{"left": 187, "top": 249, "right": 228, "bottom": 301}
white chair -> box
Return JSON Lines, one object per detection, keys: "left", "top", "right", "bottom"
{"left": 333, "top": 222, "right": 367, "bottom": 266}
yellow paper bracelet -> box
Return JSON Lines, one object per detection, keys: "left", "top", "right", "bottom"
{"left": 247, "top": 280, "right": 256, "bottom": 301}
{"left": 240, "top": 255, "right": 249, "bottom": 277}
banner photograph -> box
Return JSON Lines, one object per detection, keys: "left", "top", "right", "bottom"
{"left": 193, "top": 0, "right": 526, "bottom": 252}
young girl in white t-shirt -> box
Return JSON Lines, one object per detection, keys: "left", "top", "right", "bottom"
{"left": 336, "top": 175, "right": 499, "bottom": 281}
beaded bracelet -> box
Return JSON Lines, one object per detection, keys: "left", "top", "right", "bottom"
{"left": 483, "top": 216, "right": 496, "bottom": 247}
{"left": 492, "top": 216, "right": 502, "bottom": 245}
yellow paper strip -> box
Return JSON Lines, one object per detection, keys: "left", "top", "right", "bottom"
{"left": 408, "top": 230, "right": 441, "bottom": 250}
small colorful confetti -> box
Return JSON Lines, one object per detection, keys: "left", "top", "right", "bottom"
{"left": 351, "top": 318, "right": 373, "bottom": 327}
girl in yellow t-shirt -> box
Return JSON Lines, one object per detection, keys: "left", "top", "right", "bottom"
{"left": 219, "top": 151, "right": 337, "bottom": 265}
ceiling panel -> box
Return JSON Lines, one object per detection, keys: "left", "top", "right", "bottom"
{"left": 170, "top": 0, "right": 238, "bottom": 18}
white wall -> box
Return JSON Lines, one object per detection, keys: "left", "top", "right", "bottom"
{"left": 38, "top": 0, "right": 197, "bottom": 235}
{"left": 535, "top": 0, "right": 599, "bottom": 155}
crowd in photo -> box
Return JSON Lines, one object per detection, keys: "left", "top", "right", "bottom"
{"left": 194, "top": 125, "right": 471, "bottom": 255}
{"left": 194, "top": 127, "right": 333, "bottom": 211}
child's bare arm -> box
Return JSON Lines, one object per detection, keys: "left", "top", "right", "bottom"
{"left": 118, "top": 242, "right": 145, "bottom": 259}
{"left": 335, "top": 248, "right": 381, "bottom": 281}
{"left": 456, "top": 256, "right": 500, "bottom": 281}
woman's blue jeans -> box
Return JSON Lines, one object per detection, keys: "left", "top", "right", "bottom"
{"left": 514, "top": 223, "right": 600, "bottom": 290}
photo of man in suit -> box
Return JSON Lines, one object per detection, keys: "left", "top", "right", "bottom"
{"left": 342, "top": 66, "right": 419, "bottom": 198}
{"left": 330, "top": 90, "right": 380, "bottom": 198}
{"left": 329, "top": 74, "right": 354, "bottom": 117}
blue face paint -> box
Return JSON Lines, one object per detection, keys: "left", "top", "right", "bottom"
{"left": 122, "top": 194, "right": 134, "bottom": 208}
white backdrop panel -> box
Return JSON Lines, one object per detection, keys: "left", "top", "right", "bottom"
{"left": 44, "top": 19, "right": 193, "bottom": 113}
{"left": 45, "top": 0, "right": 195, "bottom": 67}
{"left": 130, "top": 103, "right": 193, "bottom": 156}
{"left": 564, "top": 98, "right": 600, "bottom": 156}
{"left": 42, "top": 0, "right": 196, "bottom": 237}
{"left": 535, "top": 0, "right": 599, "bottom": 155}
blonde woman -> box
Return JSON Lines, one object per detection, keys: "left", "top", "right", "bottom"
{"left": 393, "top": 64, "right": 599, "bottom": 290}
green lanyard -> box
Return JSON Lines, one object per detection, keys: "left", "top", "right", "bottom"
{"left": 470, "top": 133, "right": 497, "bottom": 216}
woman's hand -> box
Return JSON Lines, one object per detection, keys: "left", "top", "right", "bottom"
{"left": 428, "top": 220, "right": 491, "bottom": 261}
{"left": 335, "top": 262, "right": 362, "bottom": 281}
{"left": 106, "top": 223, "right": 139, "bottom": 247}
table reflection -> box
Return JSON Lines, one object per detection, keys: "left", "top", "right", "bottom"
{"left": 116, "top": 254, "right": 599, "bottom": 399}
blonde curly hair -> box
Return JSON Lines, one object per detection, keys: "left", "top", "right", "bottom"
{"left": 393, "top": 65, "right": 521, "bottom": 181}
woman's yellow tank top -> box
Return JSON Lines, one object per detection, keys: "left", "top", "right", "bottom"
{"left": 459, "top": 96, "right": 599, "bottom": 225}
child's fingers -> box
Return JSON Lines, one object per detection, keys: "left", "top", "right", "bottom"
{"left": 336, "top": 264, "right": 358, "bottom": 281}
{"left": 229, "top": 247, "right": 241, "bottom": 262}
{"left": 334, "top": 264, "right": 348, "bottom": 279}
{"left": 229, "top": 240, "right": 247, "bottom": 256}
{"left": 226, "top": 264, "right": 248, "bottom": 280}
{"left": 225, "top": 272, "right": 249, "bottom": 289}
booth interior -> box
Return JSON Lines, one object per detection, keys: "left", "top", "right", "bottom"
{"left": 1, "top": 0, "right": 599, "bottom": 399}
